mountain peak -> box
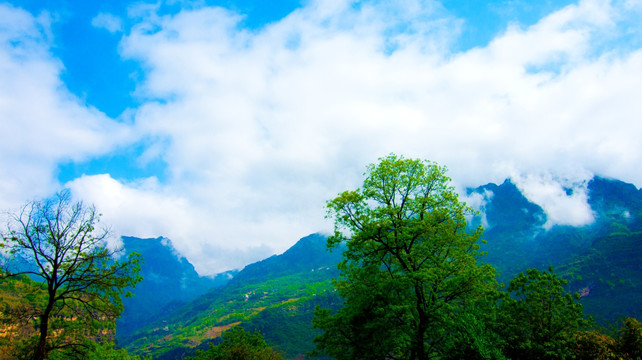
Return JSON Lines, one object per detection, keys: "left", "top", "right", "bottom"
{"left": 118, "top": 236, "right": 233, "bottom": 338}
{"left": 470, "top": 179, "right": 546, "bottom": 230}
{"left": 229, "top": 233, "right": 340, "bottom": 285}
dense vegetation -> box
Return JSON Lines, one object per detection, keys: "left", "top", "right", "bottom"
{"left": 186, "top": 326, "right": 283, "bottom": 360}
{"left": 314, "top": 154, "right": 498, "bottom": 359}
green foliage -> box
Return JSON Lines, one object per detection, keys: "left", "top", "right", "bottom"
{"left": 617, "top": 317, "right": 642, "bottom": 359}
{"left": 562, "top": 232, "right": 642, "bottom": 322}
{"left": 244, "top": 291, "right": 339, "bottom": 359}
{"left": 572, "top": 317, "right": 642, "bottom": 360}
{"left": 186, "top": 326, "right": 282, "bottom": 360}
{"left": 315, "top": 154, "right": 498, "bottom": 360}
{"left": 0, "top": 277, "right": 146, "bottom": 360}
{"left": 0, "top": 275, "right": 43, "bottom": 358}
{"left": 0, "top": 190, "right": 142, "bottom": 360}
{"left": 574, "top": 330, "right": 618, "bottom": 360}
{"left": 498, "top": 267, "right": 586, "bottom": 360}
{"left": 85, "top": 342, "right": 150, "bottom": 360}
{"left": 437, "top": 297, "right": 506, "bottom": 360}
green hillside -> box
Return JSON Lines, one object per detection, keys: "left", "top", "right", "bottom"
{"left": 562, "top": 231, "right": 642, "bottom": 322}
{"left": 118, "top": 237, "right": 236, "bottom": 338}
{"left": 121, "top": 234, "right": 342, "bottom": 359}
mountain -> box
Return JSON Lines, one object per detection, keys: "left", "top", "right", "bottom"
{"left": 121, "top": 233, "right": 342, "bottom": 360}
{"left": 470, "top": 176, "right": 642, "bottom": 322}
{"left": 117, "top": 237, "right": 237, "bottom": 338}
{"left": 229, "top": 233, "right": 341, "bottom": 285}
{"left": 470, "top": 176, "right": 642, "bottom": 281}
{"left": 119, "top": 177, "right": 642, "bottom": 359}
{"left": 563, "top": 231, "right": 642, "bottom": 321}
{"left": 560, "top": 177, "right": 642, "bottom": 321}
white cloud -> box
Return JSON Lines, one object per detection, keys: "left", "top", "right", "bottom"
{"left": 92, "top": 12, "right": 124, "bottom": 33}
{"left": 66, "top": 173, "right": 317, "bottom": 274}
{"left": 511, "top": 172, "right": 595, "bottom": 229}
{"left": 0, "top": 4, "right": 131, "bottom": 208}
{"left": 4, "top": 0, "right": 642, "bottom": 274}
{"left": 462, "top": 190, "right": 493, "bottom": 229}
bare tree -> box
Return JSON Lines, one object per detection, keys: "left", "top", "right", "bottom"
{"left": 1, "top": 190, "right": 141, "bottom": 360}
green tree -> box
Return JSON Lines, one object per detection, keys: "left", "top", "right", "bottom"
{"left": 85, "top": 341, "right": 150, "bottom": 360}
{"left": 617, "top": 317, "right": 642, "bottom": 359}
{"left": 572, "top": 317, "right": 642, "bottom": 360}
{"left": 313, "top": 154, "right": 499, "bottom": 360}
{"left": 0, "top": 190, "right": 142, "bottom": 360}
{"left": 187, "top": 326, "right": 282, "bottom": 360}
{"left": 498, "top": 267, "right": 586, "bottom": 360}
{"left": 573, "top": 330, "right": 618, "bottom": 360}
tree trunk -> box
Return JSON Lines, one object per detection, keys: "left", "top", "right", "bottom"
{"left": 413, "top": 313, "right": 429, "bottom": 360}
{"left": 33, "top": 300, "right": 54, "bottom": 360}
{"left": 412, "top": 282, "right": 429, "bottom": 360}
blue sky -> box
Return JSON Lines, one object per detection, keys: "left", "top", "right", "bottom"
{"left": 2, "top": 0, "right": 642, "bottom": 274}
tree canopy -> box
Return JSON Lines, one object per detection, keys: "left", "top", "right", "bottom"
{"left": 497, "top": 267, "right": 587, "bottom": 360}
{"left": 187, "top": 326, "right": 283, "bottom": 360}
{"left": 314, "top": 154, "right": 498, "bottom": 360}
{"left": 0, "top": 190, "right": 142, "bottom": 360}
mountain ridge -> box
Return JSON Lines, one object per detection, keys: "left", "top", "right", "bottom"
{"left": 117, "top": 236, "right": 237, "bottom": 338}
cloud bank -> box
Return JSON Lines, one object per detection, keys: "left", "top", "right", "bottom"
{"left": 3, "top": 0, "right": 642, "bottom": 274}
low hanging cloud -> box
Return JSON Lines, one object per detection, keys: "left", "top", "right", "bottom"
{"left": 511, "top": 173, "right": 595, "bottom": 229}
{"left": 3, "top": 0, "right": 642, "bottom": 274}
{"left": 67, "top": 174, "right": 294, "bottom": 274}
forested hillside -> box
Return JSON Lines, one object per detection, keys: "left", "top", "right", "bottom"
{"left": 116, "top": 174, "right": 642, "bottom": 360}
{"left": 474, "top": 177, "right": 642, "bottom": 279}
{"left": 117, "top": 237, "right": 236, "bottom": 338}
{"left": 119, "top": 234, "right": 343, "bottom": 359}
{"left": 473, "top": 177, "right": 642, "bottom": 321}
